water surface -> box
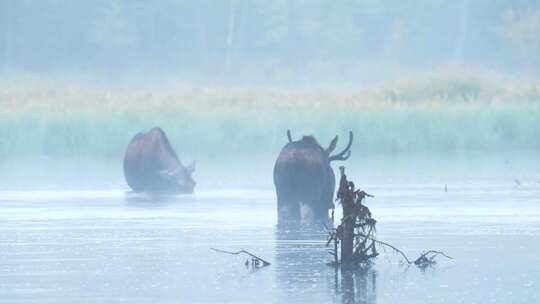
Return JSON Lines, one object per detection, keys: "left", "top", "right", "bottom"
{"left": 1, "top": 157, "right": 540, "bottom": 303}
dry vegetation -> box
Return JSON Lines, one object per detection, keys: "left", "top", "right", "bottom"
{"left": 1, "top": 70, "right": 539, "bottom": 115}
{"left": 0, "top": 71, "right": 538, "bottom": 158}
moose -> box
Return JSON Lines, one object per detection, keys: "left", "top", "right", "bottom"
{"left": 123, "top": 127, "right": 195, "bottom": 193}
{"left": 273, "top": 130, "right": 353, "bottom": 222}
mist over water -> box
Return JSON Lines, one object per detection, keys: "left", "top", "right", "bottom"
{"left": 1, "top": 124, "right": 539, "bottom": 304}
{"left": 1, "top": 1, "right": 540, "bottom": 303}
{"left": 1, "top": 95, "right": 539, "bottom": 159}
{"left": 2, "top": 153, "right": 539, "bottom": 303}
{"left": 1, "top": 158, "right": 540, "bottom": 303}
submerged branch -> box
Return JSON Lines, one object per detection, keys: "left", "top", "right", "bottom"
{"left": 327, "top": 167, "right": 453, "bottom": 270}
{"left": 357, "top": 234, "right": 453, "bottom": 266}
{"left": 414, "top": 250, "right": 454, "bottom": 267}
{"left": 357, "top": 234, "right": 412, "bottom": 264}
{"left": 210, "top": 247, "right": 271, "bottom": 267}
{"left": 420, "top": 250, "right": 454, "bottom": 260}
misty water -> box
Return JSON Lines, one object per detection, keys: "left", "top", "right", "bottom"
{"left": 2, "top": 1, "right": 540, "bottom": 303}
{"left": 1, "top": 155, "right": 539, "bottom": 304}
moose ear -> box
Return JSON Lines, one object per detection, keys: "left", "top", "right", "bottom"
{"left": 186, "top": 161, "right": 196, "bottom": 173}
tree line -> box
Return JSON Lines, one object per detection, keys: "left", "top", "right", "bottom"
{"left": 0, "top": 0, "right": 538, "bottom": 83}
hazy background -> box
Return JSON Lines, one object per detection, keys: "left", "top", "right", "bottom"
{"left": 2, "top": 3, "right": 540, "bottom": 303}
{"left": 0, "top": 0, "right": 539, "bottom": 163}
{"left": 1, "top": 0, "right": 540, "bottom": 83}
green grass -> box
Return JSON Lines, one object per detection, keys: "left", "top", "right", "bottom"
{"left": 0, "top": 74, "right": 539, "bottom": 158}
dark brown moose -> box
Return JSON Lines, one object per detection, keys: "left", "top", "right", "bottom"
{"left": 123, "top": 127, "right": 195, "bottom": 193}
{"left": 273, "top": 130, "right": 353, "bottom": 222}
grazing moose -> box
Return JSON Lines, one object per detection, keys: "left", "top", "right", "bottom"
{"left": 273, "top": 130, "right": 353, "bottom": 222}
{"left": 123, "top": 127, "right": 195, "bottom": 193}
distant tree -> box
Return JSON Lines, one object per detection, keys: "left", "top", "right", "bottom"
{"left": 498, "top": 9, "right": 540, "bottom": 72}
{"left": 0, "top": 0, "right": 538, "bottom": 80}
{"left": 0, "top": 0, "right": 13, "bottom": 69}
{"left": 91, "top": 1, "right": 138, "bottom": 50}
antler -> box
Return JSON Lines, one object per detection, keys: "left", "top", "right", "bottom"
{"left": 328, "top": 131, "right": 353, "bottom": 162}
{"left": 286, "top": 130, "right": 293, "bottom": 143}
{"left": 325, "top": 135, "right": 338, "bottom": 154}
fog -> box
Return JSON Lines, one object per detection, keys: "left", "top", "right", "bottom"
{"left": 1, "top": 1, "right": 539, "bottom": 160}
{"left": 1, "top": 1, "right": 540, "bottom": 304}
{"left": 1, "top": 0, "right": 539, "bottom": 85}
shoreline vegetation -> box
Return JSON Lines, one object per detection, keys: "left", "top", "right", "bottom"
{"left": 1, "top": 72, "right": 539, "bottom": 158}
{"left": 2, "top": 70, "right": 540, "bottom": 113}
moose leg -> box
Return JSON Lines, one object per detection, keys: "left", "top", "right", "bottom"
{"left": 313, "top": 202, "right": 332, "bottom": 220}
{"left": 277, "top": 197, "right": 300, "bottom": 222}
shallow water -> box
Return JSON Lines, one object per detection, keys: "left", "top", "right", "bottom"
{"left": 1, "top": 158, "right": 540, "bottom": 303}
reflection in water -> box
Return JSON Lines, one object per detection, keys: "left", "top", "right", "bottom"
{"left": 274, "top": 222, "right": 332, "bottom": 302}
{"left": 274, "top": 222, "right": 377, "bottom": 304}
{"left": 123, "top": 191, "right": 194, "bottom": 205}
{"left": 340, "top": 267, "right": 377, "bottom": 304}
{"left": 2, "top": 183, "right": 540, "bottom": 303}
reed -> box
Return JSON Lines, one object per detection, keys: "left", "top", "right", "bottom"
{"left": 0, "top": 74, "right": 538, "bottom": 158}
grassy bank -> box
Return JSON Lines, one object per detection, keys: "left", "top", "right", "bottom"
{"left": 1, "top": 74, "right": 539, "bottom": 159}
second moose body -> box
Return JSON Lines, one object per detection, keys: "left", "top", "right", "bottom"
{"left": 123, "top": 127, "right": 195, "bottom": 193}
{"left": 273, "top": 130, "right": 353, "bottom": 222}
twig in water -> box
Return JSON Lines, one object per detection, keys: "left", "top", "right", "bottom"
{"left": 327, "top": 167, "right": 453, "bottom": 270}
{"left": 356, "top": 234, "right": 411, "bottom": 264}
{"left": 414, "top": 250, "right": 454, "bottom": 267}
{"left": 210, "top": 248, "right": 271, "bottom": 269}
{"left": 356, "top": 234, "right": 453, "bottom": 267}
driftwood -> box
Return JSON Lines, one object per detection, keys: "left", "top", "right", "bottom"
{"left": 356, "top": 234, "right": 412, "bottom": 264}
{"left": 327, "top": 166, "right": 453, "bottom": 269}
{"left": 413, "top": 250, "right": 454, "bottom": 267}
{"left": 210, "top": 248, "right": 270, "bottom": 271}
{"left": 356, "top": 233, "right": 453, "bottom": 266}
{"left": 326, "top": 166, "right": 377, "bottom": 267}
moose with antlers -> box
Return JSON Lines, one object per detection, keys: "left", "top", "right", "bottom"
{"left": 273, "top": 130, "right": 353, "bottom": 223}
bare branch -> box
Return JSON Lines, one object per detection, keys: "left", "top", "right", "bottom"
{"left": 328, "top": 166, "right": 452, "bottom": 269}
{"left": 210, "top": 248, "right": 271, "bottom": 267}
{"left": 418, "top": 250, "right": 454, "bottom": 261}
{"left": 357, "top": 234, "right": 412, "bottom": 264}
